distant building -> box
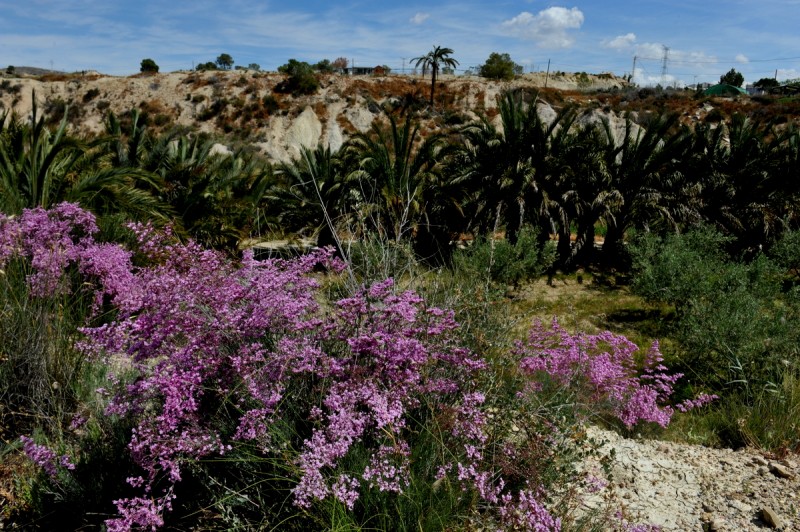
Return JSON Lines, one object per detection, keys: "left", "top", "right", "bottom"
{"left": 771, "top": 83, "right": 800, "bottom": 96}
{"left": 689, "top": 82, "right": 712, "bottom": 91}
{"left": 348, "top": 66, "right": 375, "bottom": 76}
{"left": 746, "top": 84, "right": 763, "bottom": 96}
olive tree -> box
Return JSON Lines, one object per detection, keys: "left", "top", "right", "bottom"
{"left": 216, "top": 53, "right": 234, "bottom": 70}
{"left": 140, "top": 58, "right": 159, "bottom": 73}
{"left": 479, "top": 52, "right": 522, "bottom": 80}
{"left": 719, "top": 68, "right": 744, "bottom": 87}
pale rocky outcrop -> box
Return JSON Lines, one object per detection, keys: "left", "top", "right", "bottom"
{"left": 0, "top": 70, "right": 629, "bottom": 165}
{"left": 284, "top": 106, "right": 322, "bottom": 160}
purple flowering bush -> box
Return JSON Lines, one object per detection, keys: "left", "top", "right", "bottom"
{"left": 0, "top": 203, "right": 107, "bottom": 440}
{"left": 3, "top": 203, "right": 711, "bottom": 531}
{"left": 516, "top": 318, "right": 716, "bottom": 429}
{"left": 66, "top": 215, "right": 558, "bottom": 530}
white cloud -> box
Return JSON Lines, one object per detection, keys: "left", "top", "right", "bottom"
{"left": 624, "top": 43, "right": 722, "bottom": 87}
{"left": 777, "top": 68, "right": 800, "bottom": 81}
{"left": 604, "top": 33, "right": 636, "bottom": 50}
{"left": 735, "top": 53, "right": 749, "bottom": 63}
{"left": 410, "top": 12, "right": 430, "bottom": 25}
{"left": 501, "top": 7, "right": 584, "bottom": 48}
{"left": 634, "top": 42, "right": 668, "bottom": 59}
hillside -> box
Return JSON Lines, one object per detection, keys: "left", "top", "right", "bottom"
{"left": 4, "top": 69, "right": 799, "bottom": 167}
{"left": 2, "top": 70, "right": 630, "bottom": 163}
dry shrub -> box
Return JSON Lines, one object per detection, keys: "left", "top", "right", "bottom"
{"left": 38, "top": 73, "right": 71, "bottom": 82}
{"left": 337, "top": 114, "right": 357, "bottom": 135}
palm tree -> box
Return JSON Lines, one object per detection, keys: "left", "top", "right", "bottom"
{"left": 412, "top": 46, "right": 459, "bottom": 110}
{"left": 154, "top": 135, "right": 269, "bottom": 251}
{"left": 269, "top": 144, "right": 350, "bottom": 253}
{"left": 544, "top": 119, "right": 617, "bottom": 268}
{"left": 691, "top": 114, "right": 789, "bottom": 255}
{"left": 452, "top": 89, "right": 579, "bottom": 247}
{"left": 0, "top": 96, "right": 168, "bottom": 222}
{"left": 0, "top": 103, "right": 83, "bottom": 213}
{"left": 343, "top": 110, "right": 446, "bottom": 244}
{"left": 104, "top": 109, "right": 149, "bottom": 169}
{"left": 599, "top": 112, "right": 691, "bottom": 264}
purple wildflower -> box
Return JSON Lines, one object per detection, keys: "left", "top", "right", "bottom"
{"left": 20, "top": 436, "right": 75, "bottom": 478}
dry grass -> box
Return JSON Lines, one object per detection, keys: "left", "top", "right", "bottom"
{"left": 509, "top": 272, "right": 676, "bottom": 352}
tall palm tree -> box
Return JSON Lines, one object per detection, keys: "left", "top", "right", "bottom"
{"left": 691, "top": 114, "right": 789, "bottom": 255}
{"left": 545, "top": 119, "right": 617, "bottom": 268}
{"left": 452, "top": 89, "right": 579, "bottom": 247}
{"left": 412, "top": 46, "right": 459, "bottom": 110}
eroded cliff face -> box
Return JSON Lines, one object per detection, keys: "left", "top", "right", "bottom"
{"left": 0, "top": 70, "right": 630, "bottom": 163}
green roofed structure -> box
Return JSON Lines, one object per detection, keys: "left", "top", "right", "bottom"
{"left": 703, "top": 83, "right": 748, "bottom": 97}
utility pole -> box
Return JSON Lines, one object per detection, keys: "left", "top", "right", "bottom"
{"left": 544, "top": 59, "right": 551, "bottom": 88}
{"left": 660, "top": 46, "right": 669, "bottom": 87}
{"left": 401, "top": 58, "right": 406, "bottom": 74}
{"left": 631, "top": 55, "right": 637, "bottom": 83}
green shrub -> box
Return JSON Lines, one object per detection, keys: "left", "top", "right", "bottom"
{"left": 630, "top": 227, "right": 800, "bottom": 448}
{"left": 769, "top": 229, "right": 800, "bottom": 283}
{"left": 453, "top": 226, "right": 556, "bottom": 288}
{"left": 262, "top": 94, "right": 280, "bottom": 114}
{"left": 630, "top": 226, "right": 733, "bottom": 315}
{"left": 139, "top": 58, "right": 159, "bottom": 74}
{"left": 82, "top": 88, "right": 100, "bottom": 103}
{"left": 276, "top": 59, "right": 319, "bottom": 95}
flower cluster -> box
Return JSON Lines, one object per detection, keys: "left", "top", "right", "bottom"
{"left": 362, "top": 442, "right": 411, "bottom": 493}
{"left": 6, "top": 205, "right": 698, "bottom": 531}
{"left": 20, "top": 436, "right": 75, "bottom": 478}
{"left": 499, "top": 488, "right": 562, "bottom": 531}
{"left": 0, "top": 203, "right": 99, "bottom": 297}
{"left": 70, "top": 216, "right": 491, "bottom": 528}
{"left": 517, "top": 319, "right": 715, "bottom": 428}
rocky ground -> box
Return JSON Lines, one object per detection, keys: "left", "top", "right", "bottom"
{"left": 579, "top": 427, "right": 800, "bottom": 531}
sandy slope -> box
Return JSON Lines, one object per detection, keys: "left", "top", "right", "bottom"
{"left": 0, "top": 70, "right": 629, "bottom": 164}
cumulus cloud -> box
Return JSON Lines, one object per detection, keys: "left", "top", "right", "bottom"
{"left": 410, "top": 12, "right": 430, "bottom": 25}
{"left": 735, "top": 53, "right": 749, "bottom": 63}
{"left": 501, "top": 7, "right": 584, "bottom": 48}
{"left": 605, "top": 33, "right": 636, "bottom": 50}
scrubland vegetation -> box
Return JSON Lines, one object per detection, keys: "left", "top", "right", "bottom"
{"left": 1, "top": 75, "right": 800, "bottom": 530}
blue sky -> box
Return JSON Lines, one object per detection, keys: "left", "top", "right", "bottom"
{"left": 2, "top": 0, "right": 800, "bottom": 87}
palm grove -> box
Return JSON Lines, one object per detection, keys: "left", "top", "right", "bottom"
{"left": 5, "top": 90, "right": 797, "bottom": 267}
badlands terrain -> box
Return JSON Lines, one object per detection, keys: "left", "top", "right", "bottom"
{"left": 1, "top": 69, "right": 633, "bottom": 164}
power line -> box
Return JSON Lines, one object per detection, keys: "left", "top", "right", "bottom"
{"left": 635, "top": 54, "right": 800, "bottom": 65}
